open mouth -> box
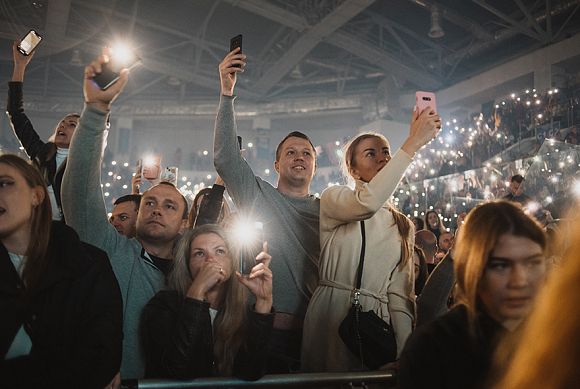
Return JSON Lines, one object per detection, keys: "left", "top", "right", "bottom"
{"left": 57, "top": 131, "right": 66, "bottom": 136}
{"left": 292, "top": 166, "right": 306, "bottom": 171}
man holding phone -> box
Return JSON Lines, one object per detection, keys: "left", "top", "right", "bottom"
{"left": 214, "top": 46, "right": 320, "bottom": 373}
{"left": 61, "top": 48, "right": 189, "bottom": 380}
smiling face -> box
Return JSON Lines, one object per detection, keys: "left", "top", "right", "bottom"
{"left": 188, "top": 232, "right": 233, "bottom": 281}
{"left": 0, "top": 163, "right": 44, "bottom": 249}
{"left": 348, "top": 135, "right": 391, "bottom": 183}
{"left": 53, "top": 114, "right": 79, "bottom": 149}
{"left": 478, "top": 233, "right": 547, "bottom": 329}
{"left": 274, "top": 136, "right": 316, "bottom": 190}
{"left": 136, "top": 184, "right": 186, "bottom": 244}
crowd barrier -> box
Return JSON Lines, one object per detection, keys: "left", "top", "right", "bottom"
{"left": 122, "top": 370, "right": 396, "bottom": 388}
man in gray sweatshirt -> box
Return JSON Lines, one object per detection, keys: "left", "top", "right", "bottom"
{"left": 215, "top": 48, "right": 320, "bottom": 372}
{"left": 61, "top": 51, "right": 188, "bottom": 379}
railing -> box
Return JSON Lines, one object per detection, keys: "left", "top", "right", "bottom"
{"left": 122, "top": 371, "right": 396, "bottom": 388}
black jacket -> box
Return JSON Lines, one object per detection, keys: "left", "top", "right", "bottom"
{"left": 141, "top": 290, "right": 274, "bottom": 380}
{"left": 398, "top": 305, "right": 506, "bottom": 389}
{"left": 0, "top": 222, "right": 123, "bottom": 389}
{"left": 6, "top": 81, "right": 67, "bottom": 213}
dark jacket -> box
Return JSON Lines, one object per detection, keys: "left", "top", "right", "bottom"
{"left": 6, "top": 81, "right": 67, "bottom": 213}
{"left": 0, "top": 222, "right": 123, "bottom": 389}
{"left": 398, "top": 305, "right": 506, "bottom": 389}
{"left": 141, "top": 290, "right": 274, "bottom": 380}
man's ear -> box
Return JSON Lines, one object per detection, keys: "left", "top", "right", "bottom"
{"left": 274, "top": 160, "right": 280, "bottom": 173}
{"left": 179, "top": 218, "right": 188, "bottom": 234}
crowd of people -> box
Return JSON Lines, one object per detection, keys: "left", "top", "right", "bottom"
{"left": 2, "top": 35, "right": 580, "bottom": 389}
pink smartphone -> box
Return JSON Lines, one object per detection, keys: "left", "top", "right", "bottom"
{"left": 142, "top": 156, "right": 161, "bottom": 181}
{"left": 415, "top": 91, "right": 437, "bottom": 113}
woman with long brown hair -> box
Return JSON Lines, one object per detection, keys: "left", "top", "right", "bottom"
{"left": 301, "top": 107, "right": 441, "bottom": 372}
{"left": 141, "top": 224, "right": 274, "bottom": 379}
{"left": 0, "top": 154, "right": 122, "bottom": 388}
{"left": 398, "top": 201, "right": 549, "bottom": 389}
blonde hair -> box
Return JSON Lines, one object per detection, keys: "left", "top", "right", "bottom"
{"left": 168, "top": 224, "right": 248, "bottom": 375}
{"left": 453, "top": 201, "right": 546, "bottom": 330}
{"left": 342, "top": 132, "right": 412, "bottom": 267}
{"left": 493, "top": 207, "right": 580, "bottom": 389}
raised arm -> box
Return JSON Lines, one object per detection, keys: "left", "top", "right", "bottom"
{"left": 61, "top": 49, "right": 130, "bottom": 251}
{"left": 6, "top": 42, "right": 45, "bottom": 159}
{"left": 213, "top": 49, "right": 260, "bottom": 206}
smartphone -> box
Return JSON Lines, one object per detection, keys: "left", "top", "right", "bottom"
{"left": 160, "top": 166, "right": 178, "bottom": 185}
{"left": 239, "top": 221, "right": 263, "bottom": 275}
{"left": 230, "top": 34, "right": 243, "bottom": 67}
{"left": 93, "top": 53, "right": 141, "bottom": 90}
{"left": 237, "top": 135, "right": 243, "bottom": 150}
{"left": 415, "top": 91, "right": 437, "bottom": 113}
{"left": 142, "top": 156, "right": 161, "bottom": 181}
{"left": 18, "top": 30, "right": 42, "bottom": 56}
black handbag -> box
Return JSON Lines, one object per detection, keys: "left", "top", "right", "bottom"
{"left": 338, "top": 220, "right": 398, "bottom": 370}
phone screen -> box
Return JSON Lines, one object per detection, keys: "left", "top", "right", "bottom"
{"left": 18, "top": 30, "right": 42, "bottom": 56}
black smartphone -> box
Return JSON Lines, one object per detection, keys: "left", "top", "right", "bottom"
{"left": 18, "top": 30, "right": 42, "bottom": 56}
{"left": 93, "top": 53, "right": 141, "bottom": 90}
{"left": 237, "top": 135, "right": 243, "bottom": 150}
{"left": 229, "top": 34, "right": 243, "bottom": 67}
{"left": 240, "top": 222, "right": 264, "bottom": 275}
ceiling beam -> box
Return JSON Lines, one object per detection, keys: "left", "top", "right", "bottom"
{"left": 252, "top": 0, "right": 376, "bottom": 96}
{"left": 44, "top": 0, "right": 73, "bottom": 52}
{"left": 513, "top": 0, "right": 549, "bottom": 42}
{"left": 224, "top": 0, "right": 309, "bottom": 31}
{"left": 329, "top": 31, "right": 441, "bottom": 89}
{"left": 472, "top": 0, "right": 544, "bottom": 42}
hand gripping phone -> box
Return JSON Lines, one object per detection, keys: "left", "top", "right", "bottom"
{"left": 18, "top": 30, "right": 42, "bottom": 56}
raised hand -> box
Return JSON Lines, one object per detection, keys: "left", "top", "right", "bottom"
{"left": 237, "top": 242, "right": 273, "bottom": 314}
{"left": 84, "top": 48, "right": 129, "bottom": 112}
{"left": 219, "top": 47, "right": 246, "bottom": 97}
{"left": 12, "top": 41, "right": 34, "bottom": 82}
{"left": 402, "top": 108, "right": 442, "bottom": 156}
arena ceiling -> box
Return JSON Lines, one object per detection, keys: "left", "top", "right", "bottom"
{"left": 0, "top": 0, "right": 579, "bottom": 113}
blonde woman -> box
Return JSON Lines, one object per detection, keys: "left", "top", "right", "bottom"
{"left": 141, "top": 224, "right": 274, "bottom": 379}
{"left": 301, "top": 108, "right": 441, "bottom": 371}
{"left": 398, "top": 201, "right": 548, "bottom": 389}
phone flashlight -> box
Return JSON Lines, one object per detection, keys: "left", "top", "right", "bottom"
{"left": 231, "top": 217, "right": 264, "bottom": 275}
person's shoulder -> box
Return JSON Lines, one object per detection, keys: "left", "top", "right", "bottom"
{"left": 408, "top": 305, "right": 469, "bottom": 347}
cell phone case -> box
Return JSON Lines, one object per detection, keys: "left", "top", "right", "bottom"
{"left": 416, "top": 91, "right": 437, "bottom": 113}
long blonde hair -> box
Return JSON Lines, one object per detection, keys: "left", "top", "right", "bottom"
{"left": 343, "top": 132, "right": 413, "bottom": 267}
{"left": 169, "top": 224, "right": 248, "bottom": 375}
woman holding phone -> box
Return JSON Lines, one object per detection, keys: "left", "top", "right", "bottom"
{"left": 7, "top": 41, "right": 81, "bottom": 221}
{"left": 301, "top": 106, "right": 441, "bottom": 372}
{"left": 141, "top": 224, "right": 274, "bottom": 379}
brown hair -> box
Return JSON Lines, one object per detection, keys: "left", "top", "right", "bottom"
{"left": 275, "top": 131, "right": 316, "bottom": 161}
{"left": 493, "top": 208, "right": 580, "bottom": 389}
{"left": 453, "top": 201, "right": 546, "bottom": 329}
{"left": 343, "top": 132, "right": 412, "bottom": 267}
{"left": 169, "top": 224, "right": 248, "bottom": 375}
{"left": 0, "top": 154, "right": 52, "bottom": 295}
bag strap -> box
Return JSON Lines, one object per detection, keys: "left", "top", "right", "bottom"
{"left": 354, "top": 220, "right": 365, "bottom": 290}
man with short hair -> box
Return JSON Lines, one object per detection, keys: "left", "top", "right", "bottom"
{"left": 214, "top": 49, "right": 319, "bottom": 372}
{"left": 503, "top": 174, "right": 531, "bottom": 205}
{"left": 61, "top": 50, "right": 188, "bottom": 379}
{"left": 110, "top": 194, "right": 141, "bottom": 238}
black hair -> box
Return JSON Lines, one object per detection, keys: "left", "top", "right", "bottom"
{"left": 114, "top": 194, "right": 142, "bottom": 209}
{"left": 511, "top": 174, "right": 525, "bottom": 183}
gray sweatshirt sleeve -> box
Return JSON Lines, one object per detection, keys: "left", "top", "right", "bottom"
{"left": 213, "top": 95, "right": 260, "bottom": 207}
{"left": 416, "top": 253, "right": 455, "bottom": 327}
{"left": 61, "top": 104, "right": 121, "bottom": 256}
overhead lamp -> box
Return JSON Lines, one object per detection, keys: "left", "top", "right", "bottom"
{"left": 428, "top": 5, "right": 445, "bottom": 39}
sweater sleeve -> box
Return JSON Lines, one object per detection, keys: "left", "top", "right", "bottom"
{"left": 387, "top": 227, "right": 416, "bottom": 357}
{"left": 320, "top": 149, "right": 412, "bottom": 230}
{"left": 61, "top": 104, "right": 121, "bottom": 258}
{"left": 213, "top": 95, "right": 260, "bottom": 207}
{"left": 6, "top": 81, "right": 46, "bottom": 159}
{"left": 416, "top": 253, "right": 455, "bottom": 327}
